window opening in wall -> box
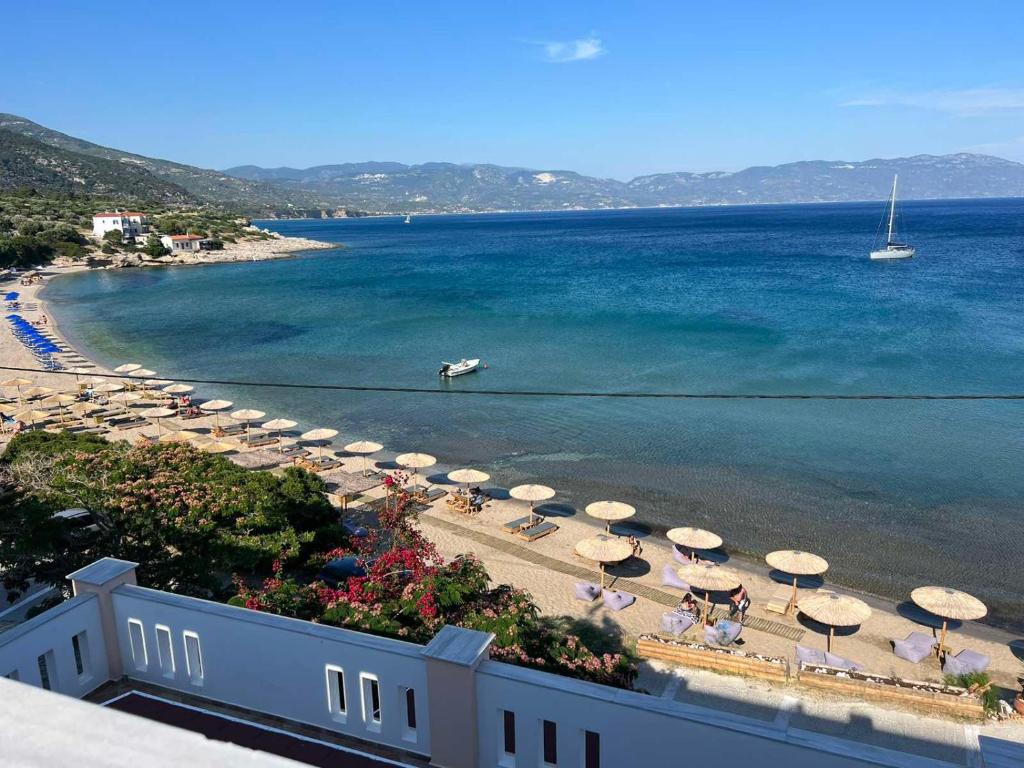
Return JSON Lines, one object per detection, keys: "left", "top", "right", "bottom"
{"left": 71, "top": 631, "right": 91, "bottom": 679}
{"left": 503, "top": 710, "right": 516, "bottom": 755}
{"left": 37, "top": 652, "right": 55, "bottom": 691}
{"left": 359, "top": 673, "right": 381, "bottom": 730}
{"left": 542, "top": 719, "right": 557, "bottom": 765}
{"left": 405, "top": 687, "right": 416, "bottom": 730}
{"left": 127, "top": 619, "right": 147, "bottom": 671}
{"left": 155, "top": 625, "right": 175, "bottom": 678}
{"left": 584, "top": 730, "right": 600, "bottom": 768}
{"left": 183, "top": 631, "right": 203, "bottom": 685}
{"left": 325, "top": 665, "right": 346, "bottom": 720}
{"left": 71, "top": 633, "right": 84, "bottom": 676}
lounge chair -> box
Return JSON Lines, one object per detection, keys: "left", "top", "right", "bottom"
{"left": 213, "top": 424, "right": 245, "bottom": 437}
{"left": 824, "top": 651, "right": 864, "bottom": 671}
{"left": 892, "top": 631, "right": 938, "bottom": 663}
{"left": 501, "top": 515, "right": 534, "bottom": 534}
{"left": 602, "top": 589, "right": 635, "bottom": 611}
{"left": 574, "top": 582, "right": 600, "bottom": 602}
{"left": 795, "top": 645, "right": 827, "bottom": 665}
{"left": 660, "top": 612, "right": 695, "bottom": 637}
{"left": 111, "top": 417, "right": 147, "bottom": 430}
{"left": 239, "top": 435, "right": 279, "bottom": 448}
{"left": 942, "top": 648, "right": 990, "bottom": 676}
{"left": 279, "top": 445, "right": 310, "bottom": 458}
{"left": 661, "top": 563, "right": 690, "bottom": 591}
{"left": 764, "top": 586, "right": 792, "bottom": 615}
{"left": 421, "top": 487, "right": 447, "bottom": 502}
{"left": 517, "top": 521, "right": 558, "bottom": 542}
{"left": 704, "top": 620, "right": 742, "bottom": 646}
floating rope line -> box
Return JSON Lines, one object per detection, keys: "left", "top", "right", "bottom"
{"left": 2, "top": 365, "right": 1022, "bottom": 401}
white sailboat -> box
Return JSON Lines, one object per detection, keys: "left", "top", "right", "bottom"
{"left": 404, "top": 214, "right": 412, "bottom": 224}
{"left": 870, "top": 174, "right": 915, "bottom": 260}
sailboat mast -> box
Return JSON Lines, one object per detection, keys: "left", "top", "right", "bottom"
{"left": 887, "top": 174, "right": 898, "bottom": 244}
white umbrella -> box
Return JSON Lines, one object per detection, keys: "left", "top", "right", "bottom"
{"left": 666, "top": 527, "right": 723, "bottom": 561}
{"left": 263, "top": 418, "right": 298, "bottom": 452}
{"left": 766, "top": 550, "right": 829, "bottom": 615}
{"left": 141, "top": 406, "right": 175, "bottom": 435}
{"left": 200, "top": 399, "right": 233, "bottom": 430}
{"left": 345, "top": 440, "right": 384, "bottom": 476}
{"left": 510, "top": 483, "right": 556, "bottom": 525}
{"left": 396, "top": 452, "right": 436, "bottom": 491}
{"left": 302, "top": 428, "right": 339, "bottom": 459}
{"left": 108, "top": 391, "right": 142, "bottom": 413}
{"left": 575, "top": 535, "right": 632, "bottom": 588}
{"left": 91, "top": 381, "right": 124, "bottom": 394}
{"left": 585, "top": 500, "right": 636, "bottom": 533}
{"left": 113, "top": 363, "right": 142, "bottom": 373}
{"left": 162, "top": 384, "right": 194, "bottom": 395}
{"left": 232, "top": 409, "right": 266, "bottom": 442}
{"left": 158, "top": 429, "right": 200, "bottom": 444}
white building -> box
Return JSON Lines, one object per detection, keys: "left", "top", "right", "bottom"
{"left": 2, "top": 557, "right": 1020, "bottom": 768}
{"left": 160, "top": 234, "right": 206, "bottom": 253}
{"left": 92, "top": 212, "right": 148, "bottom": 240}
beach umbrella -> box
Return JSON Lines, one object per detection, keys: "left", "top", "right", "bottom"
{"left": 766, "top": 549, "right": 829, "bottom": 615}
{"left": 193, "top": 439, "right": 236, "bottom": 454}
{"left": 232, "top": 409, "right": 267, "bottom": 442}
{"left": 144, "top": 379, "right": 172, "bottom": 389}
{"left": 575, "top": 535, "right": 633, "bottom": 588}
{"left": 14, "top": 409, "right": 50, "bottom": 428}
{"left": 200, "top": 399, "right": 233, "bottom": 430}
{"left": 40, "top": 393, "right": 76, "bottom": 422}
{"left": 667, "top": 527, "right": 723, "bottom": 561}
{"left": 263, "top": 418, "right": 298, "bottom": 452}
{"left": 162, "top": 384, "right": 194, "bottom": 395}
{"left": 132, "top": 369, "right": 157, "bottom": 378}
{"left": 91, "top": 381, "right": 124, "bottom": 394}
{"left": 158, "top": 429, "right": 200, "bottom": 444}
{"left": 2, "top": 377, "right": 34, "bottom": 403}
{"left": 797, "top": 590, "right": 872, "bottom": 653}
{"left": 345, "top": 440, "right": 384, "bottom": 476}
{"left": 910, "top": 586, "right": 987, "bottom": 661}
{"left": 108, "top": 391, "right": 142, "bottom": 412}
{"left": 67, "top": 367, "right": 93, "bottom": 387}
{"left": 69, "top": 401, "right": 103, "bottom": 416}
{"left": 585, "top": 500, "right": 636, "bottom": 533}
{"left": 302, "top": 427, "right": 339, "bottom": 459}
{"left": 677, "top": 562, "right": 742, "bottom": 626}
{"left": 141, "top": 406, "right": 175, "bottom": 436}
{"left": 396, "top": 452, "right": 437, "bottom": 491}
{"left": 509, "top": 484, "right": 556, "bottom": 525}
{"left": 23, "top": 386, "right": 55, "bottom": 400}
{"left": 448, "top": 467, "right": 489, "bottom": 490}
{"left": 113, "top": 363, "right": 142, "bottom": 373}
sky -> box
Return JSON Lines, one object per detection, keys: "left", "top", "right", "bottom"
{"left": 3, "top": 1, "right": 1024, "bottom": 180}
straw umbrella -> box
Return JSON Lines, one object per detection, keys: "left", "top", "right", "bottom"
{"left": 162, "top": 384, "right": 194, "bottom": 395}
{"left": 159, "top": 429, "right": 200, "bottom": 444}
{"left": 797, "top": 590, "right": 871, "bottom": 653}
{"left": 667, "top": 527, "right": 723, "bottom": 561}
{"left": 345, "top": 440, "right": 384, "bottom": 476}
{"left": 585, "top": 500, "right": 636, "bottom": 533}
{"left": 113, "top": 363, "right": 142, "bottom": 374}
{"left": 2, "top": 377, "right": 34, "bottom": 403}
{"left": 199, "top": 399, "right": 233, "bottom": 431}
{"left": 910, "top": 586, "right": 987, "bottom": 661}
{"left": 264, "top": 418, "right": 298, "bottom": 452}
{"left": 448, "top": 467, "right": 489, "bottom": 490}
{"left": 509, "top": 484, "right": 556, "bottom": 525}
{"left": 69, "top": 401, "right": 103, "bottom": 417}
{"left": 302, "top": 428, "right": 339, "bottom": 460}
{"left": 141, "top": 406, "right": 175, "bottom": 436}
{"left": 575, "top": 535, "right": 633, "bottom": 589}
{"left": 14, "top": 409, "right": 50, "bottom": 429}
{"left": 193, "top": 439, "right": 236, "bottom": 454}
{"left": 91, "top": 381, "right": 124, "bottom": 395}
{"left": 766, "top": 549, "right": 829, "bottom": 615}
{"left": 108, "top": 391, "right": 141, "bottom": 413}
{"left": 40, "top": 393, "right": 76, "bottom": 423}
{"left": 396, "top": 452, "right": 437, "bottom": 492}
{"left": 23, "top": 386, "right": 55, "bottom": 400}
{"left": 232, "top": 409, "right": 266, "bottom": 442}
{"left": 677, "top": 562, "right": 741, "bottom": 626}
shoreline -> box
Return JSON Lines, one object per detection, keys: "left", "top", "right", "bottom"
{"left": 3, "top": 247, "right": 1024, "bottom": 699}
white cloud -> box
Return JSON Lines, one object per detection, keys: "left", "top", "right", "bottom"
{"left": 534, "top": 36, "right": 606, "bottom": 63}
{"left": 840, "top": 87, "right": 1024, "bottom": 116}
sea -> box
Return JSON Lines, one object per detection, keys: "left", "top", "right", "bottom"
{"left": 43, "top": 200, "right": 1024, "bottom": 628}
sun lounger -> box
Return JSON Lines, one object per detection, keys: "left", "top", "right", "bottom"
{"left": 704, "top": 620, "right": 742, "bottom": 646}
{"left": 111, "top": 417, "right": 147, "bottom": 430}
{"left": 795, "top": 645, "right": 827, "bottom": 665}
{"left": 517, "top": 521, "right": 558, "bottom": 542}
{"left": 942, "top": 648, "right": 990, "bottom": 676}
{"left": 893, "top": 631, "right": 937, "bottom": 663}
{"left": 279, "top": 445, "right": 310, "bottom": 458}
{"left": 824, "top": 651, "right": 864, "bottom": 671}
{"left": 502, "top": 516, "right": 535, "bottom": 534}
{"left": 213, "top": 424, "right": 245, "bottom": 437}
{"left": 661, "top": 563, "right": 690, "bottom": 590}
{"left": 602, "top": 589, "right": 635, "bottom": 611}
{"left": 575, "top": 582, "right": 600, "bottom": 601}
{"left": 661, "top": 612, "right": 695, "bottom": 637}
{"left": 239, "top": 435, "right": 279, "bottom": 448}
{"left": 765, "top": 586, "right": 792, "bottom": 615}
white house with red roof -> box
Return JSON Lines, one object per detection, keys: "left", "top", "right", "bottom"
{"left": 160, "top": 233, "right": 207, "bottom": 253}
{"left": 92, "top": 211, "right": 148, "bottom": 240}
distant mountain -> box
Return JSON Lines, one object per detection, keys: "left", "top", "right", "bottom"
{"left": 225, "top": 153, "right": 1024, "bottom": 214}
{"left": 0, "top": 128, "right": 192, "bottom": 202}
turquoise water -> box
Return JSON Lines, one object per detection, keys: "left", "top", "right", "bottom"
{"left": 44, "top": 201, "right": 1024, "bottom": 626}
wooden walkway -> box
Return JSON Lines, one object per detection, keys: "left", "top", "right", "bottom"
{"left": 420, "top": 513, "right": 804, "bottom": 642}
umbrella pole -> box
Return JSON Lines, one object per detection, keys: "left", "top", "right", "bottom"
{"left": 828, "top": 625, "right": 834, "bottom": 653}
{"left": 790, "top": 575, "right": 799, "bottom": 615}
{"left": 938, "top": 620, "right": 948, "bottom": 661}
{"left": 599, "top": 563, "right": 604, "bottom": 589}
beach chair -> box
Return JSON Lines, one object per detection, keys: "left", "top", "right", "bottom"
{"left": 824, "top": 651, "right": 864, "bottom": 671}
{"left": 942, "top": 648, "right": 990, "bottom": 675}
{"left": 575, "top": 582, "right": 600, "bottom": 602}
{"left": 602, "top": 589, "right": 635, "bottom": 611}
{"left": 517, "top": 521, "right": 558, "bottom": 542}
{"left": 239, "top": 434, "right": 279, "bottom": 448}
{"left": 892, "top": 631, "right": 937, "bottom": 663}
{"left": 422, "top": 487, "right": 447, "bottom": 502}
{"left": 704, "top": 620, "right": 742, "bottom": 647}
{"left": 279, "top": 445, "right": 310, "bottom": 458}
{"left": 661, "top": 563, "right": 690, "bottom": 591}
{"left": 660, "top": 612, "right": 695, "bottom": 637}
{"left": 795, "top": 645, "right": 827, "bottom": 665}
{"left": 764, "top": 586, "right": 792, "bottom": 615}
{"left": 502, "top": 516, "right": 534, "bottom": 534}
{"left": 214, "top": 423, "right": 245, "bottom": 437}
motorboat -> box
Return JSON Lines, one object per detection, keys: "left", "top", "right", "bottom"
{"left": 438, "top": 358, "right": 480, "bottom": 377}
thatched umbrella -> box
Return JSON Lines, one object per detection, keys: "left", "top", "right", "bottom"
{"left": 113, "top": 363, "right": 142, "bottom": 374}
{"left": 141, "top": 406, "right": 175, "bottom": 436}
{"left": 69, "top": 401, "right": 103, "bottom": 417}
{"left": 231, "top": 409, "right": 266, "bottom": 443}
{"left": 575, "top": 535, "right": 633, "bottom": 588}
{"left": 448, "top": 467, "right": 489, "bottom": 490}
{"left": 264, "top": 418, "right": 298, "bottom": 453}
{"left": 193, "top": 439, "right": 236, "bottom": 454}
{"left": 162, "top": 383, "right": 194, "bottom": 395}
{"left": 797, "top": 590, "right": 871, "bottom": 652}
{"left": 40, "top": 393, "right": 76, "bottom": 423}
{"left": 345, "top": 440, "right": 384, "bottom": 476}
{"left": 302, "top": 428, "right": 339, "bottom": 460}
{"left": 677, "top": 562, "right": 741, "bottom": 626}
{"left": 158, "top": 429, "right": 200, "bottom": 444}
{"left": 108, "top": 391, "right": 141, "bottom": 413}
{"left": 910, "top": 586, "right": 987, "bottom": 660}
{"left": 23, "top": 386, "right": 55, "bottom": 400}
{"left": 199, "top": 399, "right": 233, "bottom": 430}
{"left": 667, "top": 527, "right": 723, "bottom": 561}
{"left": 14, "top": 409, "right": 50, "bottom": 429}
{"left": 766, "top": 549, "right": 829, "bottom": 615}
{"left": 509, "top": 484, "right": 556, "bottom": 525}
{"left": 396, "top": 452, "right": 436, "bottom": 492}
{"left": 91, "top": 381, "right": 124, "bottom": 395}
{"left": 2, "top": 377, "right": 34, "bottom": 403}
{"left": 585, "top": 500, "right": 636, "bottom": 533}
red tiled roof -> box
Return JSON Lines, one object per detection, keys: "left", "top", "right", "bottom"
{"left": 170, "top": 234, "right": 204, "bottom": 241}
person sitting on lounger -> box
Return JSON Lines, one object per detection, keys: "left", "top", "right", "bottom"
{"left": 728, "top": 584, "right": 750, "bottom": 622}
{"left": 674, "top": 593, "right": 700, "bottom": 625}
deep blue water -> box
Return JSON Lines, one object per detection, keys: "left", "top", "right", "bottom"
{"left": 45, "top": 201, "right": 1024, "bottom": 625}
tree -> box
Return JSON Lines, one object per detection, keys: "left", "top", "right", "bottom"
{"left": 144, "top": 237, "right": 169, "bottom": 258}
{"left": 0, "top": 235, "right": 54, "bottom": 269}
{"left": 102, "top": 229, "right": 123, "bottom": 245}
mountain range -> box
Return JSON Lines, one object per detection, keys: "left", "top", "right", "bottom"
{"left": 2, "top": 113, "right": 1023, "bottom": 215}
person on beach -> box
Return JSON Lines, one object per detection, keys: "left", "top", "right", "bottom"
{"left": 728, "top": 584, "right": 751, "bottom": 623}
{"left": 675, "top": 593, "right": 700, "bottom": 625}
{"left": 628, "top": 535, "right": 643, "bottom": 558}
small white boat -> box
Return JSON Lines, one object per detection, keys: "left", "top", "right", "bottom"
{"left": 870, "top": 174, "right": 915, "bottom": 260}
{"left": 404, "top": 215, "right": 412, "bottom": 224}
{"left": 438, "top": 358, "right": 480, "bottom": 377}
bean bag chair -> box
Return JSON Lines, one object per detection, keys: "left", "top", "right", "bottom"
{"left": 892, "top": 631, "right": 936, "bottom": 663}
{"left": 942, "top": 648, "right": 990, "bottom": 676}
{"left": 825, "top": 651, "right": 864, "bottom": 671}
{"left": 704, "top": 620, "right": 742, "bottom": 646}
{"left": 661, "top": 563, "right": 690, "bottom": 590}
{"left": 672, "top": 545, "right": 693, "bottom": 565}
{"left": 574, "top": 582, "right": 601, "bottom": 602}
{"left": 795, "top": 644, "right": 827, "bottom": 665}
{"left": 660, "top": 612, "right": 695, "bottom": 637}
{"left": 602, "top": 589, "right": 636, "bottom": 611}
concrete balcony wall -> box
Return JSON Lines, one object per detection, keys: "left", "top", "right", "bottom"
{"left": 110, "top": 584, "right": 431, "bottom": 757}
{"left": 0, "top": 594, "right": 109, "bottom": 698}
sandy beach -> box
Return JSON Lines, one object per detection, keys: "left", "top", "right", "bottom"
{"left": 2, "top": 247, "right": 1023, "bottom": 754}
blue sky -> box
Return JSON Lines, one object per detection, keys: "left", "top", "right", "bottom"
{"left": 4, "top": 1, "right": 1023, "bottom": 179}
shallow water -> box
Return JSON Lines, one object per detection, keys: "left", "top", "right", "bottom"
{"left": 44, "top": 201, "right": 1024, "bottom": 627}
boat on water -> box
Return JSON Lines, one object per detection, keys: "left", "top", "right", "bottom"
{"left": 404, "top": 215, "right": 412, "bottom": 224}
{"left": 870, "top": 174, "right": 915, "bottom": 260}
{"left": 438, "top": 358, "right": 479, "bottom": 377}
